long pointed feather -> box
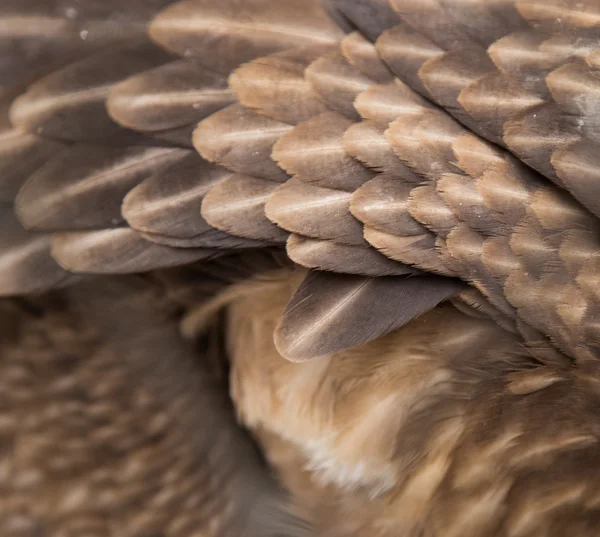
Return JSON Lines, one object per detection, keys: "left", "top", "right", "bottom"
{"left": 16, "top": 145, "right": 187, "bottom": 231}
{"left": 201, "top": 174, "right": 289, "bottom": 243}
{"left": 275, "top": 269, "right": 464, "bottom": 361}
{"left": 51, "top": 228, "right": 218, "bottom": 274}
{"left": 10, "top": 40, "right": 174, "bottom": 142}
{"left": 286, "top": 234, "right": 417, "bottom": 277}
{"left": 193, "top": 104, "right": 291, "bottom": 182}
{"left": 123, "top": 152, "right": 264, "bottom": 249}
{"left": 108, "top": 58, "right": 235, "bottom": 133}
{"left": 149, "top": 0, "right": 343, "bottom": 75}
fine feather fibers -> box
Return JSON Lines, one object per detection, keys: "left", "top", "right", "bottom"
{"left": 224, "top": 265, "right": 600, "bottom": 536}
{"left": 15, "top": 145, "right": 187, "bottom": 231}
{"left": 285, "top": 233, "right": 418, "bottom": 277}
{"left": 149, "top": 0, "right": 344, "bottom": 75}
{"left": 122, "top": 151, "right": 265, "bottom": 249}
{"left": 9, "top": 40, "right": 175, "bottom": 142}
{"left": 50, "top": 228, "right": 218, "bottom": 274}
{"left": 107, "top": 58, "right": 236, "bottom": 133}
{"left": 274, "top": 269, "right": 464, "bottom": 361}
{"left": 229, "top": 45, "right": 334, "bottom": 126}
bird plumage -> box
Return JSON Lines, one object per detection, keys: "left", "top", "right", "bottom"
{"left": 1, "top": 0, "right": 600, "bottom": 534}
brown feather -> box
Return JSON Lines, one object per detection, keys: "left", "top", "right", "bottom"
{"left": 0, "top": 205, "right": 74, "bottom": 295}
{"left": 10, "top": 40, "right": 174, "bottom": 142}
{"left": 16, "top": 145, "right": 187, "bottom": 231}
{"left": 321, "top": 0, "right": 401, "bottom": 42}
{"left": 272, "top": 112, "right": 374, "bottom": 191}
{"left": 305, "top": 51, "right": 374, "bottom": 120}
{"left": 229, "top": 45, "right": 334, "bottom": 125}
{"left": 193, "top": 104, "right": 291, "bottom": 182}
{"left": 107, "top": 58, "right": 235, "bottom": 134}
{"left": 286, "top": 234, "right": 416, "bottom": 277}
{"left": 0, "top": 87, "right": 64, "bottom": 202}
{"left": 351, "top": 175, "right": 429, "bottom": 236}
{"left": 122, "top": 152, "right": 264, "bottom": 249}
{"left": 266, "top": 178, "right": 366, "bottom": 246}
{"left": 274, "top": 269, "right": 464, "bottom": 361}
{"left": 340, "top": 32, "right": 393, "bottom": 83}
{"left": 51, "top": 228, "right": 217, "bottom": 274}
{"left": 376, "top": 24, "right": 444, "bottom": 98}
{"left": 149, "top": 0, "right": 343, "bottom": 75}
{"left": 201, "top": 174, "right": 289, "bottom": 243}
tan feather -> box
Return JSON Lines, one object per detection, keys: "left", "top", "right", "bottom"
{"left": 353, "top": 79, "right": 431, "bottom": 129}
{"left": 343, "top": 121, "right": 421, "bottom": 179}
{"left": 363, "top": 227, "right": 454, "bottom": 276}
{"left": 340, "top": 32, "right": 393, "bottom": 83}
{"left": 516, "top": 0, "right": 600, "bottom": 29}
{"left": 351, "top": 175, "right": 428, "bottom": 236}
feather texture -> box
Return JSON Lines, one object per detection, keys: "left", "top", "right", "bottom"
{"left": 10, "top": 40, "right": 175, "bottom": 142}
{"left": 275, "top": 269, "right": 464, "bottom": 361}
{"left": 107, "top": 58, "right": 235, "bottom": 135}
{"left": 149, "top": 0, "right": 344, "bottom": 75}
{"left": 51, "top": 228, "right": 218, "bottom": 274}
{"left": 286, "top": 234, "right": 416, "bottom": 277}
{"left": 122, "top": 152, "right": 264, "bottom": 249}
{"left": 16, "top": 145, "right": 187, "bottom": 231}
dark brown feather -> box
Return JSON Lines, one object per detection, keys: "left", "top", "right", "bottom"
{"left": 107, "top": 58, "right": 235, "bottom": 134}
{"left": 16, "top": 145, "right": 187, "bottom": 231}
{"left": 272, "top": 112, "right": 374, "bottom": 191}
{"left": 122, "top": 152, "right": 264, "bottom": 249}
{"left": 200, "top": 174, "right": 289, "bottom": 243}
{"left": 149, "top": 0, "right": 343, "bottom": 75}
{"left": 51, "top": 228, "right": 218, "bottom": 274}
{"left": 10, "top": 40, "right": 174, "bottom": 142}
{"left": 275, "top": 269, "right": 464, "bottom": 361}
{"left": 193, "top": 104, "right": 291, "bottom": 182}
{"left": 286, "top": 233, "right": 417, "bottom": 277}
